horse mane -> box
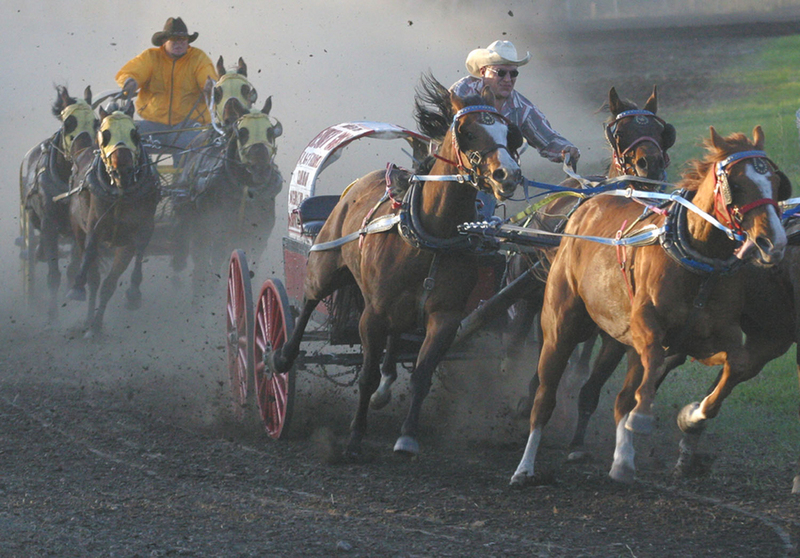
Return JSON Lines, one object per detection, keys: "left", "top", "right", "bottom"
{"left": 680, "top": 131, "right": 756, "bottom": 192}
{"left": 413, "top": 72, "right": 485, "bottom": 141}
{"left": 52, "top": 85, "right": 77, "bottom": 118}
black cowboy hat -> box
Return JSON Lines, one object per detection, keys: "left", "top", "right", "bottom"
{"left": 151, "top": 17, "right": 198, "bottom": 47}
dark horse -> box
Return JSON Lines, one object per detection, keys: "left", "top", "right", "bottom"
{"left": 172, "top": 57, "right": 282, "bottom": 294}
{"left": 506, "top": 86, "right": 676, "bottom": 413}
{"left": 66, "top": 101, "right": 160, "bottom": 336}
{"left": 19, "top": 85, "right": 97, "bottom": 319}
{"left": 268, "top": 75, "right": 523, "bottom": 457}
{"left": 510, "top": 126, "right": 789, "bottom": 485}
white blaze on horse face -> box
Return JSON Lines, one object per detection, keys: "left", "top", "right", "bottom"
{"left": 745, "top": 163, "right": 787, "bottom": 248}
{"left": 486, "top": 120, "right": 519, "bottom": 171}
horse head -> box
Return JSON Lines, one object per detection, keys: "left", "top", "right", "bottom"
{"left": 230, "top": 97, "right": 282, "bottom": 184}
{"left": 689, "top": 126, "right": 789, "bottom": 267}
{"left": 606, "top": 86, "right": 676, "bottom": 182}
{"left": 448, "top": 88, "right": 523, "bottom": 200}
{"left": 212, "top": 56, "right": 258, "bottom": 127}
{"left": 53, "top": 85, "right": 98, "bottom": 159}
{"left": 97, "top": 101, "right": 141, "bottom": 191}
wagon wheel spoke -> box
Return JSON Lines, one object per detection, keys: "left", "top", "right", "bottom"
{"left": 225, "top": 250, "right": 254, "bottom": 421}
{"left": 253, "top": 278, "right": 295, "bottom": 440}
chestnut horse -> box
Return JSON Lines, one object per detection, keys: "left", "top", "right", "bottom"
{"left": 511, "top": 126, "right": 790, "bottom": 485}
{"left": 268, "top": 75, "right": 523, "bottom": 458}
{"left": 20, "top": 85, "right": 97, "bottom": 319}
{"left": 507, "top": 86, "right": 676, "bottom": 412}
{"left": 66, "top": 101, "right": 160, "bottom": 336}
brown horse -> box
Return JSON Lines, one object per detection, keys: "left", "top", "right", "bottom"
{"left": 19, "top": 85, "right": 97, "bottom": 319}
{"left": 511, "top": 126, "right": 790, "bottom": 485}
{"left": 172, "top": 96, "right": 282, "bottom": 295}
{"left": 268, "top": 75, "right": 523, "bottom": 458}
{"left": 506, "top": 86, "right": 676, "bottom": 412}
{"left": 66, "top": 101, "right": 160, "bottom": 336}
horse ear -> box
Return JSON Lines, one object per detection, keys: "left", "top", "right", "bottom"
{"left": 271, "top": 118, "right": 283, "bottom": 139}
{"left": 449, "top": 90, "right": 466, "bottom": 113}
{"left": 709, "top": 126, "right": 724, "bottom": 150}
{"left": 213, "top": 85, "right": 222, "bottom": 106}
{"left": 131, "top": 127, "right": 141, "bottom": 146}
{"left": 776, "top": 170, "right": 793, "bottom": 201}
{"left": 124, "top": 99, "right": 135, "bottom": 117}
{"left": 752, "top": 125, "right": 765, "bottom": 150}
{"left": 216, "top": 55, "right": 226, "bottom": 77}
{"left": 261, "top": 95, "right": 272, "bottom": 115}
{"left": 609, "top": 87, "right": 622, "bottom": 115}
{"left": 99, "top": 106, "right": 109, "bottom": 121}
{"left": 84, "top": 86, "right": 92, "bottom": 105}
{"left": 237, "top": 57, "right": 247, "bottom": 76}
{"left": 223, "top": 98, "right": 247, "bottom": 126}
{"left": 661, "top": 123, "right": 676, "bottom": 150}
{"left": 644, "top": 85, "right": 658, "bottom": 114}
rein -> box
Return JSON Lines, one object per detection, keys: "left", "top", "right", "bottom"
{"left": 712, "top": 150, "right": 780, "bottom": 235}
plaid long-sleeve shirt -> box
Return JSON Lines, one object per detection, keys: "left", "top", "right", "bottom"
{"left": 450, "top": 76, "right": 575, "bottom": 163}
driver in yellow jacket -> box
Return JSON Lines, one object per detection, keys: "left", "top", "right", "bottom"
{"left": 115, "top": 17, "right": 217, "bottom": 155}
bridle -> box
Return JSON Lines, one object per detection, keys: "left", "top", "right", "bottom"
{"left": 713, "top": 149, "right": 781, "bottom": 235}
{"left": 442, "top": 104, "right": 517, "bottom": 190}
{"left": 605, "top": 109, "right": 670, "bottom": 178}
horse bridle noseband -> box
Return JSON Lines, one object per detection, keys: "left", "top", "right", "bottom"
{"left": 447, "top": 104, "right": 517, "bottom": 190}
{"left": 713, "top": 149, "right": 781, "bottom": 234}
{"left": 606, "top": 109, "right": 670, "bottom": 177}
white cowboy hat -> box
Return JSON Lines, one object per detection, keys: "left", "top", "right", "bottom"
{"left": 465, "top": 40, "right": 531, "bottom": 78}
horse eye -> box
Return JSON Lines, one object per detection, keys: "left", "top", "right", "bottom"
{"left": 101, "top": 129, "right": 111, "bottom": 147}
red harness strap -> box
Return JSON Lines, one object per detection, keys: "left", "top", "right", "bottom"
{"left": 615, "top": 219, "right": 636, "bottom": 305}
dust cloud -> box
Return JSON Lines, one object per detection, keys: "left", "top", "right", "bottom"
{"left": 0, "top": 1, "right": 602, "bottom": 444}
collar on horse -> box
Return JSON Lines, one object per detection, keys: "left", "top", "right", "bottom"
{"left": 605, "top": 109, "right": 670, "bottom": 181}
{"left": 83, "top": 148, "right": 159, "bottom": 201}
{"left": 660, "top": 191, "right": 746, "bottom": 276}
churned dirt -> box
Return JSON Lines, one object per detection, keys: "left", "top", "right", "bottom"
{"left": 3, "top": 21, "right": 800, "bottom": 558}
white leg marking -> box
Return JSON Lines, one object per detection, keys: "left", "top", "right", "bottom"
{"left": 609, "top": 413, "right": 637, "bottom": 483}
{"left": 510, "top": 428, "right": 542, "bottom": 485}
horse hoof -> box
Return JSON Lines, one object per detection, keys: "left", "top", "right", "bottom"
{"left": 608, "top": 463, "right": 636, "bottom": 484}
{"left": 625, "top": 412, "right": 654, "bottom": 434}
{"left": 369, "top": 389, "right": 392, "bottom": 410}
{"left": 677, "top": 402, "right": 705, "bottom": 434}
{"left": 509, "top": 471, "right": 533, "bottom": 486}
{"left": 566, "top": 449, "right": 593, "bottom": 463}
{"left": 66, "top": 287, "right": 86, "bottom": 302}
{"left": 393, "top": 435, "right": 419, "bottom": 456}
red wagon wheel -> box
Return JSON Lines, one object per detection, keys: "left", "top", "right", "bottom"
{"left": 253, "top": 278, "right": 296, "bottom": 440}
{"left": 225, "top": 250, "right": 254, "bottom": 421}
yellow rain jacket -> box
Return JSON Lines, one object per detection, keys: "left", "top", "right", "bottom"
{"left": 115, "top": 45, "right": 217, "bottom": 126}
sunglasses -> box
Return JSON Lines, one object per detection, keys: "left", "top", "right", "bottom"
{"left": 489, "top": 68, "right": 519, "bottom": 79}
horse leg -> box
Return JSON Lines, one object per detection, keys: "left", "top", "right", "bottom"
{"left": 510, "top": 279, "right": 595, "bottom": 485}
{"left": 41, "top": 221, "right": 61, "bottom": 320}
{"left": 567, "top": 335, "right": 627, "bottom": 460}
{"left": 88, "top": 245, "right": 135, "bottom": 336}
{"left": 370, "top": 333, "right": 400, "bottom": 410}
{"left": 675, "top": 335, "right": 790, "bottom": 480}
{"left": 125, "top": 251, "right": 144, "bottom": 310}
{"left": 345, "top": 306, "right": 388, "bottom": 459}
{"left": 395, "top": 311, "right": 461, "bottom": 456}
{"left": 608, "top": 350, "right": 644, "bottom": 483}
{"left": 67, "top": 229, "right": 100, "bottom": 302}
{"left": 268, "top": 297, "right": 318, "bottom": 374}
{"left": 626, "top": 307, "right": 668, "bottom": 434}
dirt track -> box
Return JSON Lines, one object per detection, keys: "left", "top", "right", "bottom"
{"left": 3, "top": 22, "right": 800, "bottom": 558}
